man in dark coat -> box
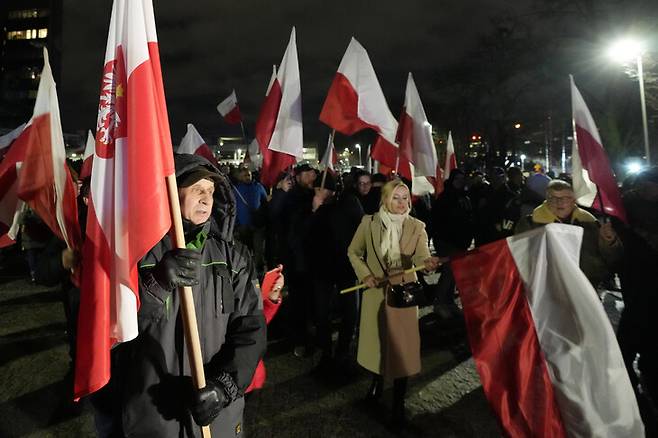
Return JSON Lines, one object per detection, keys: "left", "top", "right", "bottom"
{"left": 102, "top": 154, "right": 266, "bottom": 437}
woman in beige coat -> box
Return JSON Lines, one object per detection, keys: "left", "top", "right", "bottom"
{"left": 348, "top": 180, "right": 440, "bottom": 426}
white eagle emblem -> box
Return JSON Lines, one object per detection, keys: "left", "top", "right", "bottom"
{"left": 96, "top": 63, "right": 122, "bottom": 146}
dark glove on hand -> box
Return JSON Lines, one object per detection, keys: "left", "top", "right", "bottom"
{"left": 189, "top": 380, "right": 227, "bottom": 426}
{"left": 152, "top": 248, "right": 201, "bottom": 290}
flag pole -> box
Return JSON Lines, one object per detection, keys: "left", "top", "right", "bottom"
{"left": 165, "top": 174, "right": 212, "bottom": 438}
{"left": 239, "top": 121, "right": 247, "bottom": 144}
{"left": 320, "top": 129, "right": 335, "bottom": 189}
{"left": 340, "top": 265, "right": 428, "bottom": 294}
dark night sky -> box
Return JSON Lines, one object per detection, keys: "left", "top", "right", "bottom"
{"left": 59, "top": 0, "right": 658, "bottom": 153}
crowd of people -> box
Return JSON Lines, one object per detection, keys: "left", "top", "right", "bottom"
{"left": 5, "top": 153, "right": 658, "bottom": 436}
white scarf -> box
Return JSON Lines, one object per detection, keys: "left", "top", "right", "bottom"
{"left": 378, "top": 206, "right": 408, "bottom": 267}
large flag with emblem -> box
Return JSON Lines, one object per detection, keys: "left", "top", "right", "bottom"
{"left": 570, "top": 75, "right": 627, "bottom": 223}
{"left": 451, "top": 224, "right": 643, "bottom": 437}
{"left": 75, "top": 0, "right": 175, "bottom": 400}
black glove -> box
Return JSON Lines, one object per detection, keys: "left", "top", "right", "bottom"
{"left": 152, "top": 248, "right": 201, "bottom": 290}
{"left": 189, "top": 373, "right": 240, "bottom": 426}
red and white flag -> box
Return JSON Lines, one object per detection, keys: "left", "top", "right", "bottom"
{"left": 0, "top": 123, "right": 26, "bottom": 158}
{"left": 319, "top": 38, "right": 400, "bottom": 172}
{"left": 79, "top": 130, "right": 95, "bottom": 180}
{"left": 216, "top": 90, "right": 242, "bottom": 125}
{"left": 570, "top": 75, "right": 627, "bottom": 223}
{"left": 443, "top": 131, "right": 457, "bottom": 180}
{"left": 320, "top": 132, "right": 338, "bottom": 171}
{"left": 254, "top": 29, "right": 302, "bottom": 188}
{"left": 0, "top": 49, "right": 81, "bottom": 254}
{"left": 452, "top": 223, "right": 644, "bottom": 438}
{"left": 178, "top": 123, "right": 218, "bottom": 167}
{"left": 75, "top": 0, "right": 175, "bottom": 400}
{"left": 0, "top": 123, "right": 27, "bottom": 246}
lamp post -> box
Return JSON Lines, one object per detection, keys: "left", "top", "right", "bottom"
{"left": 355, "top": 143, "right": 362, "bottom": 166}
{"left": 520, "top": 154, "right": 526, "bottom": 171}
{"left": 608, "top": 38, "right": 651, "bottom": 164}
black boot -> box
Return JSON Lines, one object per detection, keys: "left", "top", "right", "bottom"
{"left": 392, "top": 377, "right": 408, "bottom": 428}
{"left": 365, "top": 375, "right": 384, "bottom": 402}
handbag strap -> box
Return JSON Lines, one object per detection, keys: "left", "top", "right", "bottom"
{"left": 369, "top": 216, "right": 387, "bottom": 275}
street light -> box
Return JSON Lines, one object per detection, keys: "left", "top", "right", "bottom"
{"left": 608, "top": 37, "right": 651, "bottom": 164}
{"left": 355, "top": 143, "right": 362, "bottom": 166}
{"left": 520, "top": 154, "right": 526, "bottom": 171}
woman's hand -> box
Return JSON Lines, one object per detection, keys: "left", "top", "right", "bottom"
{"left": 423, "top": 256, "right": 442, "bottom": 272}
{"left": 268, "top": 265, "right": 284, "bottom": 303}
{"left": 363, "top": 275, "right": 381, "bottom": 289}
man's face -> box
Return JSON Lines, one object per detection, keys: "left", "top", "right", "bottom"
{"left": 296, "top": 170, "right": 316, "bottom": 189}
{"left": 546, "top": 189, "right": 576, "bottom": 220}
{"left": 179, "top": 179, "right": 215, "bottom": 225}
{"left": 238, "top": 169, "right": 252, "bottom": 184}
{"left": 357, "top": 175, "right": 372, "bottom": 196}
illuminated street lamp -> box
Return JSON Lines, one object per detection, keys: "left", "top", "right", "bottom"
{"left": 608, "top": 37, "right": 651, "bottom": 164}
{"left": 520, "top": 154, "right": 526, "bottom": 171}
{"left": 355, "top": 143, "right": 362, "bottom": 166}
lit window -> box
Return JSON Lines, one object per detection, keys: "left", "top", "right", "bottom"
{"left": 38, "top": 28, "right": 48, "bottom": 38}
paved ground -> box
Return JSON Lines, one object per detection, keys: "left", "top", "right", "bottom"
{"left": 0, "top": 245, "right": 503, "bottom": 437}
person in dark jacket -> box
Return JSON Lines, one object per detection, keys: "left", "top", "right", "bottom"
{"left": 103, "top": 154, "right": 266, "bottom": 438}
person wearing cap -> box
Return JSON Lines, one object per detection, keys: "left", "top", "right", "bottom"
{"left": 106, "top": 154, "right": 266, "bottom": 437}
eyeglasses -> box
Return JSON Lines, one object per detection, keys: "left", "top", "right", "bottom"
{"left": 547, "top": 195, "right": 574, "bottom": 204}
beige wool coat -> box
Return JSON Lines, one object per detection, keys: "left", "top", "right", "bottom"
{"left": 347, "top": 213, "right": 431, "bottom": 379}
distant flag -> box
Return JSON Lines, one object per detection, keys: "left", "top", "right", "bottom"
{"left": 216, "top": 89, "right": 242, "bottom": 125}
{"left": 452, "top": 224, "right": 643, "bottom": 437}
{"left": 79, "top": 130, "right": 95, "bottom": 180}
{"left": 178, "top": 123, "right": 219, "bottom": 167}
{"left": 0, "top": 49, "right": 81, "bottom": 256}
{"left": 320, "top": 132, "right": 338, "bottom": 171}
{"left": 75, "top": 0, "right": 176, "bottom": 400}
{"left": 570, "top": 75, "right": 627, "bottom": 223}
{"left": 443, "top": 131, "right": 457, "bottom": 180}
{"left": 319, "top": 38, "right": 400, "bottom": 173}
{"left": 254, "top": 28, "right": 302, "bottom": 187}
{"left": 396, "top": 72, "right": 438, "bottom": 182}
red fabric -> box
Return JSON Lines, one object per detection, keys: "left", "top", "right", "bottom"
{"left": 15, "top": 115, "right": 82, "bottom": 252}
{"left": 75, "top": 35, "right": 175, "bottom": 399}
{"left": 245, "top": 293, "right": 281, "bottom": 393}
{"left": 0, "top": 233, "right": 14, "bottom": 248}
{"left": 223, "top": 105, "right": 242, "bottom": 125}
{"left": 451, "top": 240, "right": 567, "bottom": 438}
{"left": 371, "top": 135, "right": 410, "bottom": 180}
{"left": 0, "top": 137, "right": 25, "bottom": 236}
{"left": 254, "top": 79, "right": 296, "bottom": 188}
{"left": 319, "top": 72, "right": 380, "bottom": 135}
{"left": 574, "top": 125, "right": 627, "bottom": 223}
{"left": 194, "top": 143, "right": 219, "bottom": 168}
{"left": 79, "top": 156, "right": 93, "bottom": 180}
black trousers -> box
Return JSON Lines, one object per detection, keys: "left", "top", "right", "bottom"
{"left": 312, "top": 278, "right": 359, "bottom": 359}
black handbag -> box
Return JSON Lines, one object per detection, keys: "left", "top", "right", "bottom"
{"left": 388, "top": 281, "right": 426, "bottom": 308}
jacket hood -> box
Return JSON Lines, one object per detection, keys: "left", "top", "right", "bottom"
{"left": 174, "top": 153, "right": 236, "bottom": 241}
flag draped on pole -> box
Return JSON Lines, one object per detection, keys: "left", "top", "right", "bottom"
{"left": 178, "top": 123, "right": 219, "bottom": 167}
{"left": 0, "top": 123, "right": 26, "bottom": 160}
{"left": 443, "top": 131, "right": 456, "bottom": 180}
{"left": 570, "top": 75, "right": 627, "bottom": 223}
{"left": 0, "top": 49, "right": 81, "bottom": 255}
{"left": 319, "top": 131, "right": 338, "bottom": 171}
{"left": 255, "top": 28, "right": 302, "bottom": 187}
{"left": 396, "top": 73, "right": 437, "bottom": 178}
{"left": 451, "top": 224, "right": 644, "bottom": 438}
{"left": 319, "top": 38, "right": 400, "bottom": 173}
{"left": 79, "top": 130, "right": 95, "bottom": 180}
{"left": 75, "top": 0, "right": 175, "bottom": 400}
{"left": 216, "top": 90, "right": 242, "bottom": 125}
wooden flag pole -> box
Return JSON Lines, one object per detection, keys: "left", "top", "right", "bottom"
{"left": 340, "top": 265, "right": 427, "bottom": 294}
{"left": 166, "top": 174, "right": 212, "bottom": 438}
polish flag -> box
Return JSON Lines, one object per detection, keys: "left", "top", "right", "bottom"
{"left": 396, "top": 72, "right": 437, "bottom": 179}
{"left": 0, "top": 123, "right": 26, "bottom": 160}
{"left": 0, "top": 49, "right": 81, "bottom": 255}
{"left": 79, "top": 130, "right": 95, "bottom": 180}
{"left": 319, "top": 132, "right": 338, "bottom": 171}
{"left": 254, "top": 29, "right": 302, "bottom": 188}
{"left": 451, "top": 223, "right": 644, "bottom": 438}
{"left": 75, "top": 0, "right": 175, "bottom": 400}
{"left": 443, "top": 131, "right": 457, "bottom": 180}
{"left": 320, "top": 38, "right": 399, "bottom": 171}
{"left": 570, "top": 75, "right": 627, "bottom": 223}
{"left": 216, "top": 89, "right": 242, "bottom": 125}
{"left": 178, "top": 123, "right": 218, "bottom": 167}
{"left": 0, "top": 123, "right": 27, "bottom": 246}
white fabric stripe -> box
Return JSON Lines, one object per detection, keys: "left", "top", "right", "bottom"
{"left": 83, "top": 130, "right": 95, "bottom": 160}
{"left": 178, "top": 123, "right": 205, "bottom": 154}
{"left": 444, "top": 131, "right": 455, "bottom": 181}
{"left": 508, "top": 224, "right": 644, "bottom": 437}
{"left": 0, "top": 123, "right": 26, "bottom": 149}
{"left": 217, "top": 90, "right": 238, "bottom": 116}
{"left": 268, "top": 27, "right": 303, "bottom": 158}
{"left": 337, "top": 38, "right": 398, "bottom": 146}
{"left": 104, "top": 1, "right": 151, "bottom": 76}
{"left": 403, "top": 73, "right": 436, "bottom": 177}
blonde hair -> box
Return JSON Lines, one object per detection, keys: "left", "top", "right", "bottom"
{"left": 380, "top": 179, "right": 411, "bottom": 212}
